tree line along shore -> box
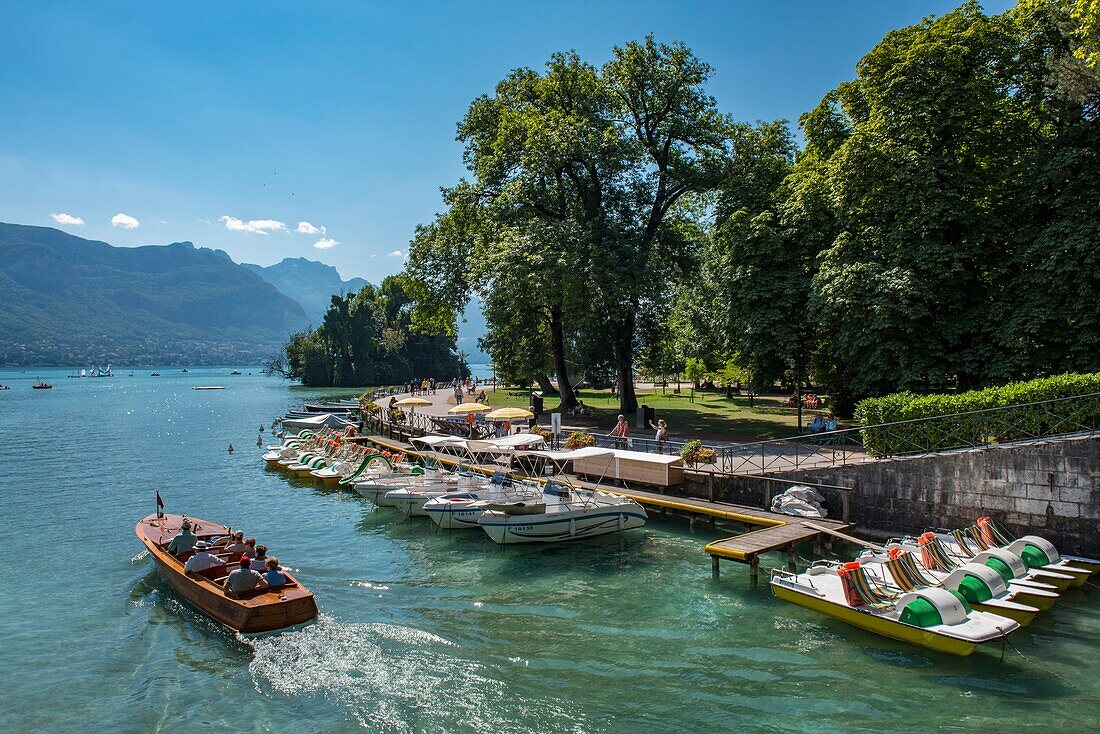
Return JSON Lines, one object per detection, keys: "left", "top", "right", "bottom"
{"left": 282, "top": 1, "right": 1099, "bottom": 422}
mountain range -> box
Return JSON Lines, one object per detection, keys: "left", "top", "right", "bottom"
{"left": 0, "top": 222, "right": 488, "bottom": 366}
{"left": 243, "top": 258, "right": 367, "bottom": 323}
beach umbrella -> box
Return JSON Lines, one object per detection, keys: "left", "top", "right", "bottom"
{"left": 484, "top": 407, "right": 534, "bottom": 421}
{"left": 395, "top": 397, "right": 432, "bottom": 407}
{"left": 448, "top": 402, "right": 492, "bottom": 414}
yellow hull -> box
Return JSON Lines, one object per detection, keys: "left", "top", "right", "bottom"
{"left": 293, "top": 468, "right": 318, "bottom": 478}
{"left": 321, "top": 475, "right": 341, "bottom": 486}
{"left": 1065, "top": 559, "right": 1100, "bottom": 574}
{"left": 972, "top": 601, "right": 1036, "bottom": 627}
{"left": 1009, "top": 588, "right": 1056, "bottom": 612}
{"left": 1031, "top": 571, "right": 1075, "bottom": 592}
{"left": 772, "top": 584, "right": 978, "bottom": 656}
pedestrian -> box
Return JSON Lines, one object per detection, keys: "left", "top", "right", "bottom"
{"left": 608, "top": 414, "right": 630, "bottom": 450}
{"left": 648, "top": 418, "right": 668, "bottom": 452}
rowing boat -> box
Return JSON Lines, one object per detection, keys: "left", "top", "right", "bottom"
{"left": 136, "top": 513, "right": 318, "bottom": 633}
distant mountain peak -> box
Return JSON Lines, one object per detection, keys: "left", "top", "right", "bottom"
{"left": 243, "top": 257, "right": 369, "bottom": 323}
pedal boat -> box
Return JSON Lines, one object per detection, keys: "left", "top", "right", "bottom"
{"left": 936, "top": 528, "right": 1082, "bottom": 591}
{"left": 895, "top": 533, "right": 1061, "bottom": 610}
{"left": 856, "top": 548, "right": 1041, "bottom": 626}
{"left": 771, "top": 561, "right": 1019, "bottom": 656}
{"left": 136, "top": 513, "right": 318, "bottom": 634}
{"left": 974, "top": 517, "right": 1099, "bottom": 584}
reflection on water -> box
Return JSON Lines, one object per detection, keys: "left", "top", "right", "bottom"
{"left": 1, "top": 367, "right": 1098, "bottom": 733}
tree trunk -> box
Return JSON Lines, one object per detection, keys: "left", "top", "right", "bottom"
{"left": 535, "top": 374, "right": 556, "bottom": 396}
{"left": 549, "top": 307, "right": 577, "bottom": 408}
{"left": 612, "top": 313, "right": 638, "bottom": 414}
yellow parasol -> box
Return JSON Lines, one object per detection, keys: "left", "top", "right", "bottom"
{"left": 484, "top": 407, "right": 534, "bottom": 421}
{"left": 395, "top": 397, "right": 432, "bottom": 407}
{"left": 448, "top": 402, "right": 492, "bottom": 414}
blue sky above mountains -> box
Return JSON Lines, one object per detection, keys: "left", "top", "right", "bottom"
{"left": 0, "top": 1, "right": 1013, "bottom": 283}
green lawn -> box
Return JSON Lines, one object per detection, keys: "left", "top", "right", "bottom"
{"left": 483, "top": 386, "right": 827, "bottom": 441}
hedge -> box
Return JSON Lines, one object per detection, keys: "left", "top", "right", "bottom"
{"left": 854, "top": 373, "right": 1100, "bottom": 456}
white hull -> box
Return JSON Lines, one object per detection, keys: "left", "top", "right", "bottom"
{"left": 478, "top": 503, "right": 647, "bottom": 543}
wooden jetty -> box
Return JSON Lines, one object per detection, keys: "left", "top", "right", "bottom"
{"left": 363, "top": 434, "right": 855, "bottom": 583}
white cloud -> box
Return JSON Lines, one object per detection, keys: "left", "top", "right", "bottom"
{"left": 218, "top": 215, "right": 287, "bottom": 235}
{"left": 313, "top": 237, "right": 338, "bottom": 250}
{"left": 296, "top": 221, "right": 325, "bottom": 235}
{"left": 51, "top": 212, "right": 84, "bottom": 225}
{"left": 388, "top": 249, "right": 406, "bottom": 258}
{"left": 111, "top": 213, "right": 140, "bottom": 229}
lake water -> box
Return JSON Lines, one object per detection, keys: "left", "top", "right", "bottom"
{"left": 1, "top": 367, "right": 1097, "bottom": 733}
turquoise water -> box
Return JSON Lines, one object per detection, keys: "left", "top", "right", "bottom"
{"left": 1, "top": 367, "right": 1098, "bottom": 733}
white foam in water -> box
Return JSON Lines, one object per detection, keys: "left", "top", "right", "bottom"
{"left": 246, "top": 615, "right": 582, "bottom": 733}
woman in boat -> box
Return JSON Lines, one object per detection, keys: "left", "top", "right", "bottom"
{"left": 249, "top": 544, "right": 270, "bottom": 571}
{"left": 263, "top": 557, "right": 287, "bottom": 587}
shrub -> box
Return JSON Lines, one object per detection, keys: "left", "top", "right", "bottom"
{"left": 855, "top": 372, "right": 1100, "bottom": 456}
{"left": 564, "top": 430, "right": 596, "bottom": 450}
{"left": 679, "top": 439, "right": 718, "bottom": 467}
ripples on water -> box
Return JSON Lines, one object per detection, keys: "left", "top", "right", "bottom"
{"left": 0, "top": 368, "right": 1098, "bottom": 733}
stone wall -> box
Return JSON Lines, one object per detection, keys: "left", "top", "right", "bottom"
{"left": 677, "top": 433, "right": 1100, "bottom": 556}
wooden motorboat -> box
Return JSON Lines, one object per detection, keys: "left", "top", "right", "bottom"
{"left": 136, "top": 513, "right": 318, "bottom": 633}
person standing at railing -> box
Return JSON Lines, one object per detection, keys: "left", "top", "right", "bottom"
{"left": 609, "top": 414, "right": 630, "bottom": 450}
{"left": 648, "top": 418, "right": 668, "bottom": 453}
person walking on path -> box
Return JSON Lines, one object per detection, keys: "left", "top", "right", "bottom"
{"left": 609, "top": 414, "right": 630, "bottom": 450}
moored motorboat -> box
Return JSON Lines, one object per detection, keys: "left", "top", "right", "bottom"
{"left": 424, "top": 473, "right": 542, "bottom": 529}
{"left": 477, "top": 480, "right": 647, "bottom": 544}
{"left": 771, "top": 560, "right": 1019, "bottom": 656}
{"left": 136, "top": 513, "right": 317, "bottom": 633}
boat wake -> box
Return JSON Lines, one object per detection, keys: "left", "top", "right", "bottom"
{"left": 131, "top": 549, "right": 150, "bottom": 564}
{"left": 246, "top": 614, "right": 585, "bottom": 733}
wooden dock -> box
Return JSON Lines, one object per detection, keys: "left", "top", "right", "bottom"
{"left": 362, "top": 434, "right": 854, "bottom": 583}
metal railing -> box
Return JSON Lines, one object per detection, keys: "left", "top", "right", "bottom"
{"left": 719, "top": 392, "right": 1100, "bottom": 475}
{"left": 365, "top": 391, "right": 1100, "bottom": 477}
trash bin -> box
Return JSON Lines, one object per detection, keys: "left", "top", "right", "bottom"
{"left": 531, "top": 392, "right": 544, "bottom": 416}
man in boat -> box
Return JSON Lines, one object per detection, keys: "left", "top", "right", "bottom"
{"left": 165, "top": 519, "right": 198, "bottom": 555}
{"left": 183, "top": 541, "right": 226, "bottom": 574}
{"left": 223, "top": 556, "right": 268, "bottom": 598}
{"left": 220, "top": 530, "right": 248, "bottom": 555}
{"left": 262, "top": 557, "right": 287, "bottom": 587}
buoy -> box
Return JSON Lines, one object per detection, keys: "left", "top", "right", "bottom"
{"left": 228, "top": 443, "right": 235, "bottom": 453}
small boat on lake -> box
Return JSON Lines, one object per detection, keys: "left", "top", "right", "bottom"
{"left": 193, "top": 386, "right": 226, "bottom": 390}
{"left": 136, "top": 513, "right": 318, "bottom": 633}
{"left": 230, "top": 370, "right": 242, "bottom": 375}
{"left": 150, "top": 372, "right": 161, "bottom": 377}
{"left": 32, "top": 380, "right": 52, "bottom": 389}
{"left": 771, "top": 560, "right": 1019, "bottom": 656}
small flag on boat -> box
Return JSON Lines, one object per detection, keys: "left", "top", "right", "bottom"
{"left": 156, "top": 491, "right": 164, "bottom": 518}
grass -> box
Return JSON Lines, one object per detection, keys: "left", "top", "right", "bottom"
{"left": 482, "top": 385, "right": 824, "bottom": 441}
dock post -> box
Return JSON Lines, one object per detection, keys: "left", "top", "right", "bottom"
{"left": 707, "top": 472, "right": 715, "bottom": 503}
{"left": 711, "top": 554, "right": 720, "bottom": 579}
{"left": 749, "top": 556, "right": 759, "bottom": 587}
{"left": 788, "top": 545, "right": 797, "bottom": 573}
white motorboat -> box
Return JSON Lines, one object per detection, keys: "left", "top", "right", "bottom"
{"left": 353, "top": 467, "right": 457, "bottom": 505}
{"left": 478, "top": 480, "right": 647, "bottom": 544}
{"left": 383, "top": 473, "right": 489, "bottom": 516}
{"left": 424, "top": 474, "right": 542, "bottom": 529}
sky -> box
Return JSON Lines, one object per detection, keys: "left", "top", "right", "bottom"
{"left": 0, "top": 0, "right": 1016, "bottom": 282}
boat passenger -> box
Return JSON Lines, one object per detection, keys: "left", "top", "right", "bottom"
{"left": 263, "top": 557, "right": 287, "bottom": 587}
{"left": 166, "top": 519, "right": 198, "bottom": 555}
{"left": 223, "top": 530, "right": 248, "bottom": 555}
{"left": 223, "top": 557, "right": 268, "bottom": 598}
{"left": 183, "top": 541, "right": 226, "bottom": 573}
{"left": 242, "top": 537, "right": 258, "bottom": 559}
{"left": 249, "top": 545, "right": 270, "bottom": 571}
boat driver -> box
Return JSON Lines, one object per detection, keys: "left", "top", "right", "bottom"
{"left": 166, "top": 519, "right": 198, "bottom": 555}
{"left": 223, "top": 557, "right": 268, "bottom": 598}
{"left": 183, "top": 541, "right": 226, "bottom": 573}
